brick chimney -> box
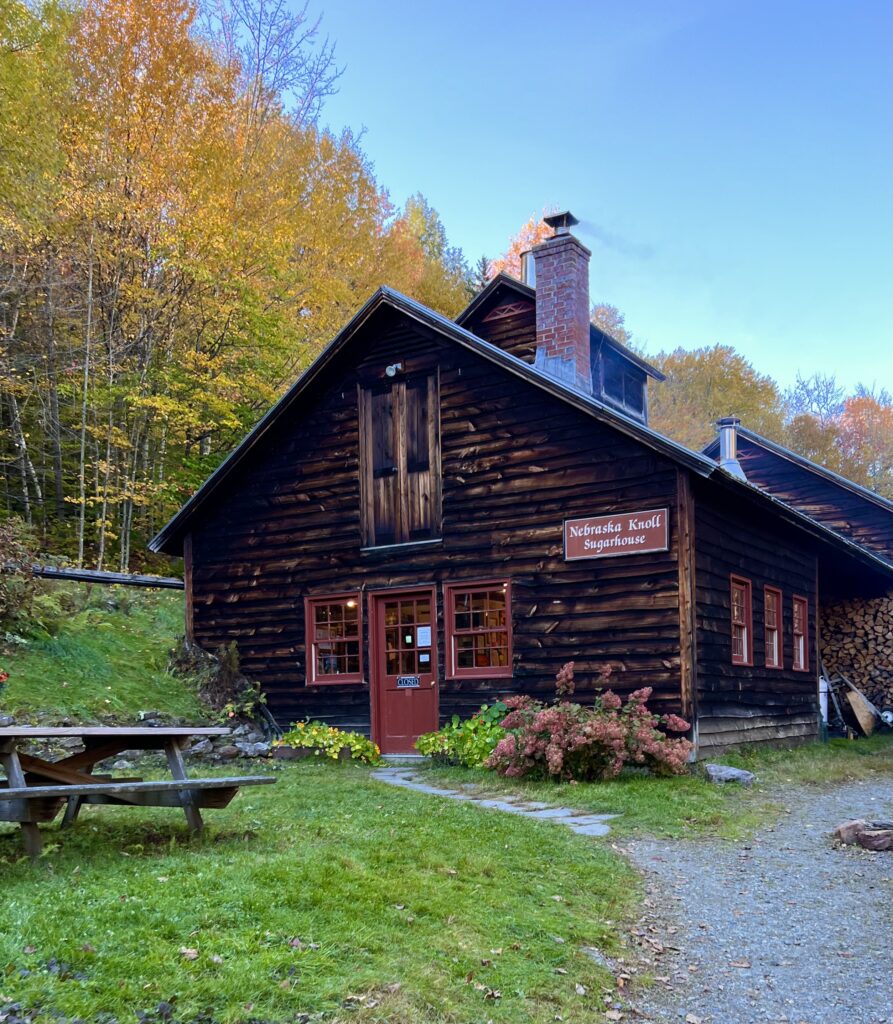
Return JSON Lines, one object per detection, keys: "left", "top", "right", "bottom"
{"left": 531, "top": 211, "right": 592, "bottom": 392}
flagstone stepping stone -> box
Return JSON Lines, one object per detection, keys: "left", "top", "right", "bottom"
{"left": 371, "top": 767, "right": 616, "bottom": 836}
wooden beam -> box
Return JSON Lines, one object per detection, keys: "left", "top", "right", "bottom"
{"left": 27, "top": 565, "right": 184, "bottom": 590}
{"left": 183, "top": 533, "right": 195, "bottom": 643}
{"left": 676, "top": 468, "right": 698, "bottom": 723}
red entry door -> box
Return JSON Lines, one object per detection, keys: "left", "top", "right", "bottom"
{"left": 372, "top": 590, "right": 438, "bottom": 754}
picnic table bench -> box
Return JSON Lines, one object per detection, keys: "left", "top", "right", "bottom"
{"left": 0, "top": 726, "right": 276, "bottom": 858}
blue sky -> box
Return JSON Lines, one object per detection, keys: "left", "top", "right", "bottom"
{"left": 319, "top": 0, "right": 891, "bottom": 392}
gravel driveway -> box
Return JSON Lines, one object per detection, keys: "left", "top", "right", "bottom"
{"left": 626, "top": 779, "right": 892, "bottom": 1024}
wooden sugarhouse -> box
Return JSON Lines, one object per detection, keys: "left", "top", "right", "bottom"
{"left": 151, "top": 212, "right": 893, "bottom": 755}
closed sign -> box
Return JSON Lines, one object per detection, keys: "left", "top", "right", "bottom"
{"left": 564, "top": 508, "right": 669, "bottom": 560}
{"left": 396, "top": 675, "right": 421, "bottom": 688}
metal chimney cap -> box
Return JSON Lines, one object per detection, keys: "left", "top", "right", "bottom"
{"left": 716, "top": 415, "right": 741, "bottom": 428}
{"left": 544, "top": 211, "right": 579, "bottom": 235}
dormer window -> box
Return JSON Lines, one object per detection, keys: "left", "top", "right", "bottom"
{"left": 599, "top": 347, "right": 647, "bottom": 419}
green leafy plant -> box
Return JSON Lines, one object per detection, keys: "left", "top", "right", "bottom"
{"left": 416, "top": 702, "right": 507, "bottom": 767}
{"left": 0, "top": 517, "right": 40, "bottom": 631}
{"left": 276, "top": 721, "right": 381, "bottom": 764}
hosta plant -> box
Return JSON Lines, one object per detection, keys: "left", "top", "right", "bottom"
{"left": 416, "top": 702, "right": 507, "bottom": 767}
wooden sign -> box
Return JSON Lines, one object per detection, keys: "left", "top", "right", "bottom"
{"left": 564, "top": 508, "right": 669, "bottom": 560}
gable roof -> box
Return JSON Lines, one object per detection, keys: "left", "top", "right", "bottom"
{"left": 148, "top": 286, "right": 893, "bottom": 582}
{"left": 703, "top": 425, "right": 893, "bottom": 514}
{"left": 456, "top": 272, "right": 666, "bottom": 381}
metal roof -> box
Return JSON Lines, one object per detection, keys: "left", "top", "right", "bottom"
{"left": 703, "top": 424, "right": 893, "bottom": 514}
{"left": 148, "top": 286, "right": 893, "bottom": 582}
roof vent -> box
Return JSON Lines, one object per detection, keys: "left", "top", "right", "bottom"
{"left": 520, "top": 250, "right": 536, "bottom": 287}
{"left": 716, "top": 416, "right": 747, "bottom": 480}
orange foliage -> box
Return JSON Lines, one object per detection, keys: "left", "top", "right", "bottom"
{"left": 838, "top": 394, "right": 893, "bottom": 496}
{"left": 488, "top": 209, "right": 556, "bottom": 279}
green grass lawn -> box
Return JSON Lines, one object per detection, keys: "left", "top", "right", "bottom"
{"left": 0, "top": 586, "right": 205, "bottom": 722}
{"left": 0, "top": 762, "right": 638, "bottom": 1024}
{"left": 420, "top": 732, "right": 893, "bottom": 839}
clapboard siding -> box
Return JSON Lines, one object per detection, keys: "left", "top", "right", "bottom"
{"left": 189, "top": 305, "right": 684, "bottom": 730}
{"left": 693, "top": 479, "right": 819, "bottom": 749}
{"left": 733, "top": 436, "right": 893, "bottom": 560}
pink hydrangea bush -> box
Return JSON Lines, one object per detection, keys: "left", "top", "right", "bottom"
{"left": 485, "top": 663, "right": 693, "bottom": 782}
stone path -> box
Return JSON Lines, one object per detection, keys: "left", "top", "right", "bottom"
{"left": 371, "top": 765, "right": 617, "bottom": 836}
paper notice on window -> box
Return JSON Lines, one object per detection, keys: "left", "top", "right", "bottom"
{"left": 416, "top": 625, "right": 432, "bottom": 647}
{"left": 419, "top": 653, "right": 430, "bottom": 664}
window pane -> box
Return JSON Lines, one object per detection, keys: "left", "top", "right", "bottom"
{"left": 311, "top": 597, "right": 361, "bottom": 679}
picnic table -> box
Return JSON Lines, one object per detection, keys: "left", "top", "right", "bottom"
{"left": 0, "top": 726, "right": 276, "bottom": 858}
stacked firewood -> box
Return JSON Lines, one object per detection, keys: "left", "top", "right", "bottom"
{"left": 820, "top": 594, "right": 893, "bottom": 707}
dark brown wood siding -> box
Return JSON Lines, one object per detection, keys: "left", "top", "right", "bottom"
{"left": 692, "top": 478, "right": 819, "bottom": 753}
{"left": 463, "top": 303, "right": 536, "bottom": 363}
{"left": 734, "top": 437, "right": 893, "bottom": 561}
{"left": 188, "top": 305, "right": 684, "bottom": 731}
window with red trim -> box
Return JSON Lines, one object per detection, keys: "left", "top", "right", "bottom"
{"left": 792, "top": 595, "right": 809, "bottom": 672}
{"left": 730, "top": 576, "right": 753, "bottom": 666}
{"left": 764, "top": 586, "right": 782, "bottom": 669}
{"left": 445, "top": 581, "right": 512, "bottom": 678}
{"left": 305, "top": 594, "right": 363, "bottom": 684}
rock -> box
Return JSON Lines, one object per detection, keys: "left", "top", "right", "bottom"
{"left": 187, "top": 737, "right": 214, "bottom": 757}
{"left": 138, "top": 710, "right": 163, "bottom": 723}
{"left": 0, "top": 714, "right": 15, "bottom": 727}
{"left": 834, "top": 818, "right": 893, "bottom": 850}
{"left": 112, "top": 759, "right": 134, "bottom": 771}
{"left": 705, "top": 764, "right": 755, "bottom": 787}
{"left": 235, "top": 740, "right": 270, "bottom": 758}
{"left": 216, "top": 744, "right": 241, "bottom": 759}
{"left": 833, "top": 819, "right": 871, "bottom": 845}
{"left": 857, "top": 829, "right": 893, "bottom": 852}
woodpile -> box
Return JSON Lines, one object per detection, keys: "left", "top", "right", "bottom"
{"left": 821, "top": 595, "right": 893, "bottom": 707}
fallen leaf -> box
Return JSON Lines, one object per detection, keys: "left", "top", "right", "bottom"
{"left": 729, "top": 959, "right": 751, "bottom": 969}
{"left": 605, "top": 1011, "right": 623, "bottom": 1021}
{"left": 179, "top": 947, "right": 199, "bottom": 961}
{"left": 23, "top": 945, "right": 36, "bottom": 954}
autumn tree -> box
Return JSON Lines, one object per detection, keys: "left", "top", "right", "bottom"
{"left": 389, "top": 193, "right": 473, "bottom": 316}
{"left": 590, "top": 303, "right": 631, "bottom": 345}
{"left": 489, "top": 209, "right": 554, "bottom": 279}
{"left": 649, "top": 345, "right": 786, "bottom": 452}
{"left": 837, "top": 388, "right": 893, "bottom": 498}
{"left": 0, "top": 0, "right": 472, "bottom": 569}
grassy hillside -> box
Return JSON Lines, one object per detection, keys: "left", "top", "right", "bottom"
{"left": 0, "top": 584, "right": 206, "bottom": 722}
